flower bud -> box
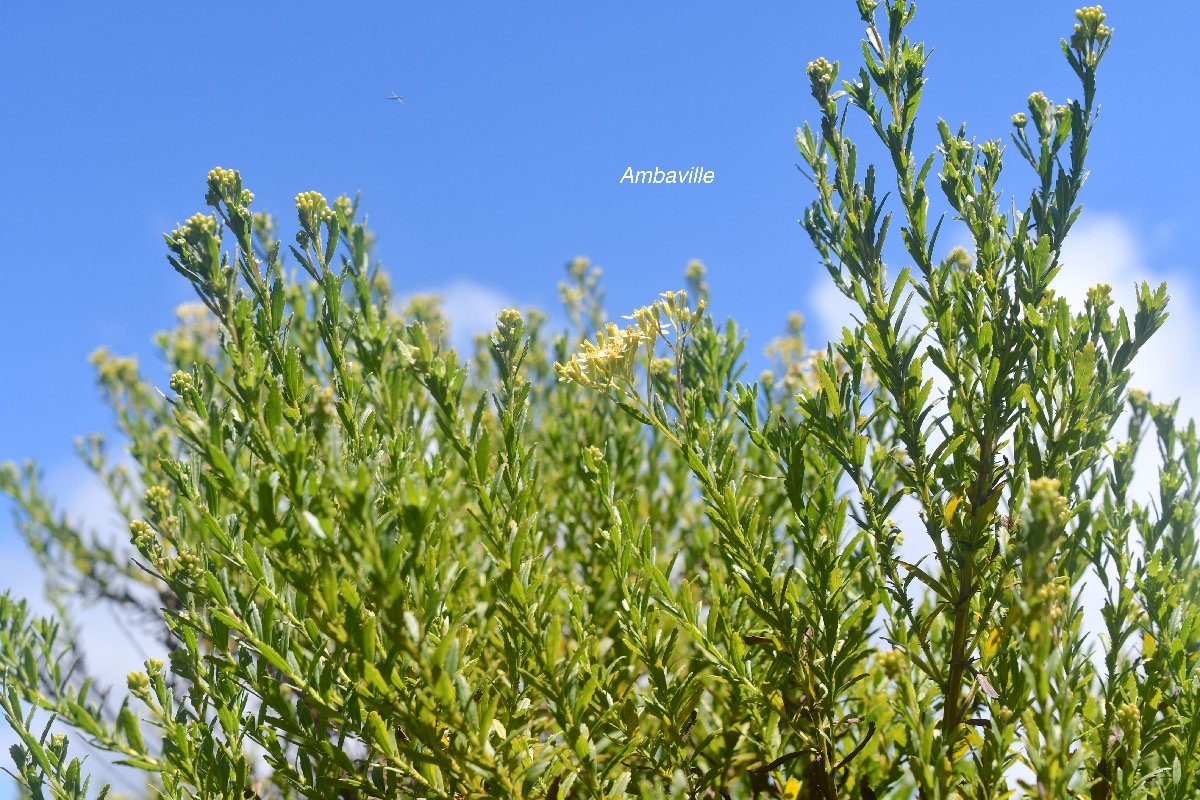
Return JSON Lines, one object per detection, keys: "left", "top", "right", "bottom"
{"left": 807, "top": 57, "right": 838, "bottom": 105}
{"left": 168, "top": 370, "right": 195, "bottom": 395}
{"left": 127, "top": 670, "right": 151, "bottom": 697}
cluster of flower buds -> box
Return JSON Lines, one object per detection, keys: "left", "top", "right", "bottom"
{"left": 684, "top": 259, "right": 709, "bottom": 301}
{"left": 1029, "top": 92, "right": 1070, "bottom": 141}
{"left": 1027, "top": 476, "right": 1071, "bottom": 527}
{"left": 294, "top": 190, "right": 334, "bottom": 248}
{"left": 876, "top": 648, "right": 906, "bottom": 679}
{"left": 558, "top": 257, "right": 605, "bottom": 329}
{"left": 144, "top": 484, "right": 170, "bottom": 509}
{"left": 125, "top": 658, "right": 166, "bottom": 711}
{"left": 1086, "top": 282, "right": 1114, "bottom": 308}
{"left": 167, "top": 212, "right": 219, "bottom": 262}
{"left": 168, "top": 369, "right": 195, "bottom": 395}
{"left": 333, "top": 194, "right": 354, "bottom": 223}
{"left": 1034, "top": 580, "right": 1072, "bottom": 623}
{"left": 1070, "top": 6, "right": 1112, "bottom": 55}
{"left": 492, "top": 308, "right": 524, "bottom": 350}
{"left": 129, "top": 519, "right": 162, "bottom": 568}
{"left": 205, "top": 167, "right": 253, "bottom": 210}
{"left": 806, "top": 57, "right": 839, "bottom": 113}
{"left": 1115, "top": 701, "right": 1142, "bottom": 741}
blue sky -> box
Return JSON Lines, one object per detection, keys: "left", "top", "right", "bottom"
{"left": 3, "top": 2, "right": 1199, "bottom": 794}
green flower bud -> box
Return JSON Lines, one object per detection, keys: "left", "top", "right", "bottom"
{"left": 877, "top": 649, "right": 906, "bottom": 679}
{"left": 204, "top": 167, "right": 241, "bottom": 208}
{"left": 1028, "top": 476, "right": 1070, "bottom": 526}
{"left": 168, "top": 370, "right": 194, "bottom": 394}
{"left": 1086, "top": 283, "right": 1113, "bottom": 307}
{"left": 650, "top": 357, "right": 674, "bottom": 375}
{"left": 127, "top": 670, "right": 151, "bottom": 697}
{"left": 806, "top": 57, "right": 838, "bottom": 105}
{"left": 1115, "top": 701, "right": 1142, "bottom": 742}
{"left": 491, "top": 308, "right": 525, "bottom": 353}
{"left": 1074, "top": 6, "right": 1106, "bottom": 29}
{"left": 144, "top": 485, "right": 170, "bottom": 508}
{"left": 1069, "top": 7, "right": 1110, "bottom": 53}
{"left": 129, "top": 519, "right": 155, "bottom": 550}
{"left": 294, "top": 190, "right": 334, "bottom": 236}
{"left": 1027, "top": 92, "right": 1053, "bottom": 128}
{"left": 174, "top": 550, "right": 204, "bottom": 582}
{"left": 168, "top": 213, "right": 218, "bottom": 258}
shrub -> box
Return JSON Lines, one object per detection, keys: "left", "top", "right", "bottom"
{"left": 3, "top": 3, "right": 1198, "bottom": 798}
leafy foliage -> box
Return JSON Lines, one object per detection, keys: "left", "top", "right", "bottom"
{"left": 4, "top": 4, "right": 1199, "bottom": 798}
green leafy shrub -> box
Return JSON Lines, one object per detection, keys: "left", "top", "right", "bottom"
{"left": 4, "top": 3, "right": 1198, "bottom": 798}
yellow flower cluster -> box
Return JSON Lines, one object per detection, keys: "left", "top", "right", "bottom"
{"left": 129, "top": 519, "right": 154, "bottom": 548}
{"left": 1115, "top": 701, "right": 1141, "bottom": 729}
{"left": 555, "top": 321, "right": 646, "bottom": 389}
{"left": 497, "top": 307, "right": 523, "bottom": 335}
{"left": 555, "top": 290, "right": 706, "bottom": 391}
{"left": 172, "top": 550, "right": 204, "bottom": 582}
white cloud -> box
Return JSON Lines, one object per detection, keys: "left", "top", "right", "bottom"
{"left": 806, "top": 213, "right": 1199, "bottom": 644}
{"left": 1058, "top": 212, "right": 1200, "bottom": 426}
{"left": 810, "top": 273, "right": 862, "bottom": 347}
{"left": 396, "top": 279, "right": 520, "bottom": 355}
{"left": 1056, "top": 214, "right": 1200, "bottom": 639}
{"left": 808, "top": 212, "right": 1199, "bottom": 437}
